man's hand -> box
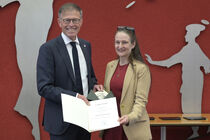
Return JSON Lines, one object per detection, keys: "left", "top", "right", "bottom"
{"left": 77, "top": 94, "right": 90, "bottom": 105}
{"left": 93, "top": 84, "right": 104, "bottom": 92}
{"left": 118, "top": 115, "right": 129, "bottom": 125}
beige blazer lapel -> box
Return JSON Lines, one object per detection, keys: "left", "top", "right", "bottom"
{"left": 120, "top": 63, "right": 135, "bottom": 103}
{"left": 105, "top": 60, "right": 118, "bottom": 92}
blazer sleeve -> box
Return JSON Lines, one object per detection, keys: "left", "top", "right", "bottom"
{"left": 128, "top": 64, "right": 151, "bottom": 125}
{"left": 36, "top": 43, "right": 76, "bottom": 104}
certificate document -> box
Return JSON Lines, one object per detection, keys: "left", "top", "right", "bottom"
{"left": 61, "top": 94, "right": 120, "bottom": 132}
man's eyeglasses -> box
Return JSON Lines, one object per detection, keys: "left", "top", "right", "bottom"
{"left": 62, "top": 18, "right": 81, "bottom": 24}
{"left": 117, "top": 26, "right": 135, "bottom": 33}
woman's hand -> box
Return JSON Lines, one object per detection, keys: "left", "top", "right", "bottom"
{"left": 118, "top": 115, "right": 129, "bottom": 125}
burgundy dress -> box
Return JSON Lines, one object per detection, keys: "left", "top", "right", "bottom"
{"left": 103, "top": 63, "right": 129, "bottom": 140}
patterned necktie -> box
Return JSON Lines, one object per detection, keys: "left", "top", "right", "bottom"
{"left": 70, "top": 42, "right": 83, "bottom": 95}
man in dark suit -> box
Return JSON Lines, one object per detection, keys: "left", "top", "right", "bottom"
{"left": 36, "top": 3, "right": 103, "bottom": 140}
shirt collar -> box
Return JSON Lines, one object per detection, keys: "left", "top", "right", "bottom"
{"left": 61, "top": 32, "right": 79, "bottom": 45}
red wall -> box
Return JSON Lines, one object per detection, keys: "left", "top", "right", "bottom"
{"left": 0, "top": 0, "right": 210, "bottom": 140}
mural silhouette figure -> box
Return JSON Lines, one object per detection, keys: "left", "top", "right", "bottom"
{"left": 0, "top": 0, "right": 54, "bottom": 140}
{"left": 145, "top": 20, "right": 210, "bottom": 139}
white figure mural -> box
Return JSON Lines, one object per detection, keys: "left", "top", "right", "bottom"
{"left": 145, "top": 20, "right": 210, "bottom": 139}
{"left": 0, "top": 0, "right": 54, "bottom": 140}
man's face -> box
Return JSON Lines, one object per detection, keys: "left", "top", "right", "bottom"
{"left": 58, "top": 10, "right": 83, "bottom": 40}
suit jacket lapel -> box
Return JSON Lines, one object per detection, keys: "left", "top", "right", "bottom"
{"left": 56, "top": 36, "right": 76, "bottom": 84}
{"left": 120, "top": 63, "right": 134, "bottom": 103}
{"left": 106, "top": 60, "right": 119, "bottom": 92}
{"left": 78, "top": 39, "right": 91, "bottom": 72}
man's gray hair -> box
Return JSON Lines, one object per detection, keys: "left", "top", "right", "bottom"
{"left": 58, "top": 3, "right": 83, "bottom": 18}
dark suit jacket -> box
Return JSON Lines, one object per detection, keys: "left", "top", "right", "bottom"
{"left": 36, "top": 35, "right": 97, "bottom": 135}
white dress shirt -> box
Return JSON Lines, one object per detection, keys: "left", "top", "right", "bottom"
{"left": 61, "top": 32, "right": 88, "bottom": 97}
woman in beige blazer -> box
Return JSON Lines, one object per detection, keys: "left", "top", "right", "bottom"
{"left": 102, "top": 26, "right": 152, "bottom": 140}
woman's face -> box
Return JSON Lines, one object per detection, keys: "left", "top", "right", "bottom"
{"left": 115, "top": 31, "right": 135, "bottom": 59}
